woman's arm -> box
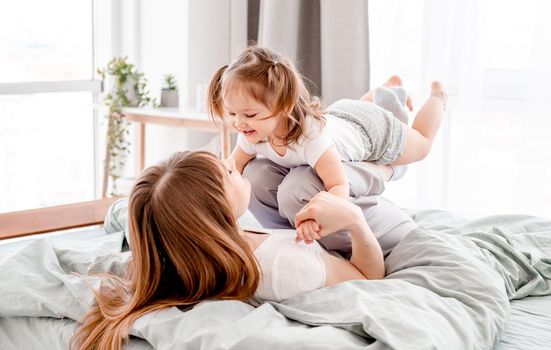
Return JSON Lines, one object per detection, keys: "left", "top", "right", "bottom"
{"left": 346, "top": 215, "right": 385, "bottom": 279}
{"left": 314, "top": 146, "right": 349, "bottom": 198}
{"left": 295, "top": 192, "right": 385, "bottom": 280}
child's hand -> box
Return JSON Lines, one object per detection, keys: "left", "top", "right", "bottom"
{"left": 221, "top": 157, "right": 237, "bottom": 173}
{"left": 295, "top": 191, "right": 365, "bottom": 237}
{"left": 296, "top": 219, "right": 321, "bottom": 244}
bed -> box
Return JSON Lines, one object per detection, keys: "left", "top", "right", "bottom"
{"left": 0, "top": 199, "right": 550, "bottom": 349}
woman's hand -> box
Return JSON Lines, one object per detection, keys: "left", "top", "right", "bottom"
{"left": 296, "top": 191, "right": 384, "bottom": 279}
{"left": 294, "top": 191, "right": 364, "bottom": 242}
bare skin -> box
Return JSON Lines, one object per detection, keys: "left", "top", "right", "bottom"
{"left": 294, "top": 191, "right": 384, "bottom": 280}
{"left": 393, "top": 81, "right": 447, "bottom": 165}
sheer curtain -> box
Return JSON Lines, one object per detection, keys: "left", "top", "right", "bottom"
{"left": 370, "top": 0, "right": 551, "bottom": 219}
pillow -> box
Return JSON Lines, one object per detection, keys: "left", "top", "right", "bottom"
{"left": 104, "top": 198, "right": 130, "bottom": 244}
{"left": 238, "top": 209, "right": 263, "bottom": 228}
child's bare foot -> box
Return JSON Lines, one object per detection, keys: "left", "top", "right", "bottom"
{"left": 383, "top": 75, "right": 403, "bottom": 88}
{"left": 430, "top": 81, "right": 447, "bottom": 110}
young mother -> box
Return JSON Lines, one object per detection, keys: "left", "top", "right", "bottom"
{"left": 73, "top": 150, "right": 391, "bottom": 350}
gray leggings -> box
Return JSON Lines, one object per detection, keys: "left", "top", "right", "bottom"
{"left": 243, "top": 158, "right": 417, "bottom": 257}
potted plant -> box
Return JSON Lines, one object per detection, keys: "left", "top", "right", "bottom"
{"left": 97, "top": 56, "right": 155, "bottom": 197}
{"left": 160, "top": 73, "right": 179, "bottom": 108}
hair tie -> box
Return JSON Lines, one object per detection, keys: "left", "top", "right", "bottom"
{"left": 272, "top": 61, "right": 279, "bottom": 67}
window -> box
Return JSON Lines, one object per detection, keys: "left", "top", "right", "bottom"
{"left": 0, "top": 0, "right": 104, "bottom": 212}
{"left": 0, "top": 0, "right": 93, "bottom": 83}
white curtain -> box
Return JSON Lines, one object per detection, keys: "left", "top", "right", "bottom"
{"left": 370, "top": 0, "right": 551, "bottom": 219}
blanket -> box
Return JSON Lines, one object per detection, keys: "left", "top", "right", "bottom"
{"left": 0, "top": 210, "right": 550, "bottom": 349}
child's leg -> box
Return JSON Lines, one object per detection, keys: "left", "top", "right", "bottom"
{"left": 392, "top": 81, "right": 447, "bottom": 165}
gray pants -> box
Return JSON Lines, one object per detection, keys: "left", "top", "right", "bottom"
{"left": 243, "top": 158, "right": 417, "bottom": 257}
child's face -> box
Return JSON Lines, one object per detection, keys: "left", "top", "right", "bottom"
{"left": 223, "top": 87, "right": 285, "bottom": 144}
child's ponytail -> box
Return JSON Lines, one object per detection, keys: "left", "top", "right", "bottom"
{"left": 270, "top": 61, "right": 299, "bottom": 118}
{"left": 207, "top": 64, "right": 229, "bottom": 122}
{"left": 269, "top": 58, "right": 325, "bottom": 146}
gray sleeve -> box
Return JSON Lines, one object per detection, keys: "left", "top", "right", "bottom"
{"left": 243, "top": 157, "right": 293, "bottom": 229}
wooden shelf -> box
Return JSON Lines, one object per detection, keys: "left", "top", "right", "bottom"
{"left": 122, "top": 107, "right": 219, "bottom": 131}
{"left": 121, "top": 107, "right": 233, "bottom": 172}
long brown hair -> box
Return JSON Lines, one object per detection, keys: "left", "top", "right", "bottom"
{"left": 207, "top": 46, "right": 324, "bottom": 146}
{"left": 72, "top": 151, "right": 260, "bottom": 350}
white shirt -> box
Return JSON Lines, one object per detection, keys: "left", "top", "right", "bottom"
{"left": 237, "top": 115, "right": 364, "bottom": 168}
{"left": 253, "top": 229, "right": 326, "bottom": 302}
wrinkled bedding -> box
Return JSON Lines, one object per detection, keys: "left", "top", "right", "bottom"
{"left": 0, "top": 210, "right": 550, "bottom": 349}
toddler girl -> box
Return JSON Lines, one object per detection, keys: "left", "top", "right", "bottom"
{"left": 207, "top": 46, "right": 446, "bottom": 237}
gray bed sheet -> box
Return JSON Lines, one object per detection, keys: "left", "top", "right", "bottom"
{"left": 0, "top": 209, "right": 550, "bottom": 350}
{"left": 410, "top": 210, "right": 551, "bottom": 350}
{"left": 2, "top": 295, "right": 549, "bottom": 349}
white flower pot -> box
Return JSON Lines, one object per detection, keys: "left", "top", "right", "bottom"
{"left": 160, "top": 89, "right": 179, "bottom": 108}
{"left": 103, "top": 76, "right": 139, "bottom": 107}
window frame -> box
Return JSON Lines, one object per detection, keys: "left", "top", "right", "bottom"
{"left": 0, "top": 0, "right": 115, "bottom": 203}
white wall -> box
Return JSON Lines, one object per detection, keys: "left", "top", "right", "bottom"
{"left": 118, "top": 0, "right": 246, "bottom": 171}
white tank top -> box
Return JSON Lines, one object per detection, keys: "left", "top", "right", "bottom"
{"left": 252, "top": 229, "right": 327, "bottom": 302}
